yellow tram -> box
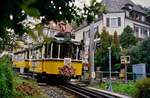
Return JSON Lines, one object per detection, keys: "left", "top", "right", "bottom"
{"left": 13, "top": 37, "right": 83, "bottom": 81}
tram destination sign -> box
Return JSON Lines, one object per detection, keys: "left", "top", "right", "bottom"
{"left": 64, "top": 58, "right": 71, "bottom": 66}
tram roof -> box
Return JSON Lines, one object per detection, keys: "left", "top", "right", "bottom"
{"left": 13, "top": 37, "right": 81, "bottom": 54}
{"left": 54, "top": 37, "right": 80, "bottom": 44}
{"left": 13, "top": 49, "right": 27, "bottom": 54}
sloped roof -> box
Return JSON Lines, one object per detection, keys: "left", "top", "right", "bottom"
{"left": 102, "top": 0, "right": 146, "bottom": 14}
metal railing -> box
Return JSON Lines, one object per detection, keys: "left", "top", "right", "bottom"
{"left": 95, "top": 71, "right": 150, "bottom": 82}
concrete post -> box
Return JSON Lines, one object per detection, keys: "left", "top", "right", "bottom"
{"left": 108, "top": 47, "right": 112, "bottom": 91}
{"left": 89, "top": 22, "right": 95, "bottom": 84}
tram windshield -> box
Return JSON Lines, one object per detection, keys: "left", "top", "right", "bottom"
{"left": 44, "top": 42, "right": 82, "bottom": 60}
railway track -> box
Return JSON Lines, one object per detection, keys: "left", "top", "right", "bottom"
{"left": 60, "top": 83, "right": 129, "bottom": 98}
{"left": 19, "top": 74, "right": 130, "bottom": 98}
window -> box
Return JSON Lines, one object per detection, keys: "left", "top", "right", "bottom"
{"left": 118, "top": 17, "right": 121, "bottom": 26}
{"left": 135, "top": 14, "right": 142, "bottom": 21}
{"left": 87, "top": 30, "right": 90, "bottom": 38}
{"left": 106, "top": 18, "right": 109, "bottom": 27}
{"left": 106, "top": 17, "right": 121, "bottom": 28}
{"left": 84, "top": 30, "right": 90, "bottom": 39}
{"left": 134, "top": 24, "right": 149, "bottom": 38}
{"left": 94, "top": 26, "right": 98, "bottom": 33}
{"left": 134, "top": 25, "right": 140, "bottom": 37}
{"left": 134, "top": 26, "right": 139, "bottom": 33}
{"left": 110, "top": 18, "right": 118, "bottom": 28}
{"left": 83, "top": 31, "right": 85, "bottom": 41}
{"left": 126, "top": 11, "right": 129, "bottom": 17}
{"left": 141, "top": 27, "right": 148, "bottom": 37}
{"left": 142, "top": 16, "right": 145, "bottom": 22}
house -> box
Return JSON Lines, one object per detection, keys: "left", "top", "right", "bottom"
{"left": 74, "top": 0, "right": 150, "bottom": 42}
{"left": 22, "top": 21, "right": 75, "bottom": 45}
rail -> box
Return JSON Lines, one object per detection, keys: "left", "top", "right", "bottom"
{"left": 60, "top": 83, "right": 130, "bottom": 98}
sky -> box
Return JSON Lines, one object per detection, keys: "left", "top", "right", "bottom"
{"left": 132, "top": 0, "right": 150, "bottom": 7}
{"left": 75, "top": 0, "right": 150, "bottom": 7}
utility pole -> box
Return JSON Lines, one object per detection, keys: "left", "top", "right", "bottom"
{"left": 125, "top": 64, "right": 128, "bottom": 83}
{"left": 108, "top": 47, "right": 112, "bottom": 91}
{"left": 89, "top": 22, "right": 95, "bottom": 84}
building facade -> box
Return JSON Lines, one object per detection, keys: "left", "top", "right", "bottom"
{"left": 74, "top": 0, "right": 150, "bottom": 42}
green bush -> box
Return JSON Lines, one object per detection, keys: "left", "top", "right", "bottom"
{"left": 99, "top": 82, "right": 136, "bottom": 96}
{"left": 134, "top": 78, "right": 150, "bottom": 98}
{"left": 0, "top": 55, "right": 13, "bottom": 98}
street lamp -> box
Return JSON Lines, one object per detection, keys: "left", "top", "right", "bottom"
{"left": 108, "top": 47, "right": 112, "bottom": 91}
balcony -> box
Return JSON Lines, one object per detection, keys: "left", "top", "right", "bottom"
{"left": 126, "top": 11, "right": 150, "bottom": 25}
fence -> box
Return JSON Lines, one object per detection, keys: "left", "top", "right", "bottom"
{"left": 95, "top": 71, "right": 150, "bottom": 82}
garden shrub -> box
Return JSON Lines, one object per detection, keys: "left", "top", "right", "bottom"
{"left": 134, "top": 78, "right": 150, "bottom": 98}
{"left": 0, "top": 55, "right": 13, "bottom": 98}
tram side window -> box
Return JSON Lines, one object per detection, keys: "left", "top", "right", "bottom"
{"left": 39, "top": 48, "right": 42, "bottom": 59}
{"left": 47, "top": 43, "right": 51, "bottom": 58}
{"left": 24, "top": 52, "right": 26, "bottom": 59}
{"left": 60, "top": 44, "right": 69, "bottom": 59}
{"left": 34, "top": 49, "right": 42, "bottom": 59}
{"left": 78, "top": 48, "right": 82, "bottom": 60}
{"left": 20, "top": 53, "right": 23, "bottom": 61}
{"left": 52, "top": 43, "right": 58, "bottom": 58}
{"left": 16, "top": 53, "right": 23, "bottom": 61}
{"left": 35, "top": 48, "right": 42, "bottom": 59}
{"left": 30, "top": 50, "right": 32, "bottom": 59}
{"left": 60, "top": 44, "right": 64, "bottom": 59}
{"left": 17, "top": 54, "right": 20, "bottom": 61}
{"left": 66, "top": 44, "right": 71, "bottom": 58}
{"left": 35, "top": 50, "right": 38, "bottom": 59}
{"left": 32, "top": 50, "right": 36, "bottom": 59}
{"left": 14, "top": 54, "right": 17, "bottom": 61}
{"left": 15, "top": 54, "right": 18, "bottom": 61}
{"left": 27, "top": 51, "right": 29, "bottom": 59}
{"left": 44, "top": 44, "right": 48, "bottom": 58}
{"left": 71, "top": 45, "right": 76, "bottom": 59}
{"left": 76, "top": 46, "right": 80, "bottom": 60}
{"left": 18, "top": 54, "right": 20, "bottom": 61}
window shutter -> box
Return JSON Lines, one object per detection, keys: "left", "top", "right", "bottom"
{"left": 83, "top": 32, "right": 85, "bottom": 41}
{"left": 106, "top": 18, "right": 110, "bottom": 27}
{"left": 118, "top": 17, "right": 121, "bottom": 26}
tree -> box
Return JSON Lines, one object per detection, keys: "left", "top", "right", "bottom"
{"left": 145, "top": 7, "right": 150, "bottom": 17}
{"left": 0, "top": 56, "right": 13, "bottom": 98}
{"left": 120, "top": 26, "right": 138, "bottom": 49}
{"left": 0, "top": 0, "right": 28, "bottom": 51}
{"left": 95, "top": 27, "right": 112, "bottom": 71}
{"left": 128, "top": 37, "right": 150, "bottom": 65}
{"left": 111, "top": 31, "right": 121, "bottom": 70}
{"left": 0, "top": 0, "right": 106, "bottom": 51}
{"left": 145, "top": 7, "right": 150, "bottom": 24}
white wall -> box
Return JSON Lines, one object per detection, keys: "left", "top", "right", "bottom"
{"left": 103, "top": 12, "right": 125, "bottom": 35}
{"left": 75, "top": 25, "right": 90, "bottom": 42}
{"left": 125, "top": 19, "right": 150, "bottom": 28}
{"left": 74, "top": 20, "right": 103, "bottom": 42}
{"left": 74, "top": 12, "right": 125, "bottom": 41}
{"left": 74, "top": 12, "right": 150, "bottom": 41}
{"left": 125, "top": 19, "right": 150, "bottom": 38}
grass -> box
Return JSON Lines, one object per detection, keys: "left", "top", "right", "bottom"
{"left": 95, "top": 81, "right": 136, "bottom": 97}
